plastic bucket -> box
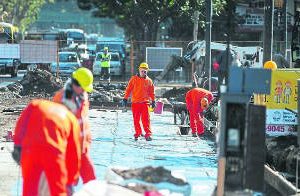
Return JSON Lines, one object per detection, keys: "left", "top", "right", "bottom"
{"left": 6, "top": 131, "right": 13, "bottom": 142}
{"left": 154, "top": 101, "right": 164, "bottom": 114}
{"left": 179, "top": 125, "right": 190, "bottom": 135}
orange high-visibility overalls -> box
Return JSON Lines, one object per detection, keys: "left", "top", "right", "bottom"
{"left": 14, "top": 99, "right": 81, "bottom": 196}
{"left": 185, "top": 88, "right": 213, "bottom": 135}
{"left": 124, "top": 75, "right": 155, "bottom": 138}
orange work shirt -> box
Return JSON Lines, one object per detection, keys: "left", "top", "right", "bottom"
{"left": 124, "top": 75, "right": 155, "bottom": 103}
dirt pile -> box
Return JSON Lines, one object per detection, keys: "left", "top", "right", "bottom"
{"left": 19, "top": 69, "right": 63, "bottom": 96}
{"left": 90, "top": 82, "right": 126, "bottom": 104}
{"left": 110, "top": 166, "right": 191, "bottom": 195}
{"left": 266, "top": 135, "right": 300, "bottom": 184}
{"left": 113, "top": 166, "right": 188, "bottom": 185}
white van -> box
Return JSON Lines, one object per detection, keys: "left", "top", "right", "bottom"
{"left": 93, "top": 52, "right": 122, "bottom": 76}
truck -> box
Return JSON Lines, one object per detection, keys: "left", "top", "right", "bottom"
{"left": 0, "top": 44, "right": 20, "bottom": 77}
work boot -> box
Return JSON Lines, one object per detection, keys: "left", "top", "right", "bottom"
{"left": 145, "top": 136, "right": 152, "bottom": 141}
{"left": 197, "top": 133, "right": 204, "bottom": 137}
{"left": 134, "top": 136, "right": 138, "bottom": 141}
{"left": 192, "top": 133, "right": 197, "bottom": 137}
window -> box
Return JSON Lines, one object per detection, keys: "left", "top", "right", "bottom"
{"left": 59, "top": 53, "right": 78, "bottom": 62}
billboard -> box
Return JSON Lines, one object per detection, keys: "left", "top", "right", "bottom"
{"left": 0, "top": 44, "right": 20, "bottom": 59}
{"left": 20, "top": 40, "right": 57, "bottom": 63}
{"left": 255, "top": 69, "right": 299, "bottom": 136}
{"left": 146, "top": 47, "right": 182, "bottom": 71}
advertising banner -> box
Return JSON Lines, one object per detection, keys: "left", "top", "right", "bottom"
{"left": 255, "top": 69, "right": 299, "bottom": 136}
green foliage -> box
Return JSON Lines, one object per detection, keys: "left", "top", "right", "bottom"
{"left": 0, "top": 0, "right": 53, "bottom": 32}
{"left": 81, "top": 0, "right": 226, "bottom": 41}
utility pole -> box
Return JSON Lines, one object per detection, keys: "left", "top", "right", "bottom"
{"left": 225, "top": 0, "right": 234, "bottom": 86}
{"left": 192, "top": 11, "right": 200, "bottom": 83}
{"left": 205, "top": 0, "right": 212, "bottom": 91}
{"left": 263, "top": 0, "right": 274, "bottom": 63}
{"left": 283, "top": 0, "right": 288, "bottom": 59}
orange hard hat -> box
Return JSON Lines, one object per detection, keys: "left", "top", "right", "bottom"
{"left": 201, "top": 98, "right": 209, "bottom": 109}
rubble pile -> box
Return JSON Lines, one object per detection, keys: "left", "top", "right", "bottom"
{"left": 0, "top": 86, "right": 20, "bottom": 101}
{"left": 19, "top": 69, "right": 63, "bottom": 96}
{"left": 113, "top": 166, "right": 188, "bottom": 185}
{"left": 266, "top": 135, "right": 300, "bottom": 184}
{"left": 108, "top": 166, "right": 191, "bottom": 195}
{"left": 90, "top": 82, "right": 126, "bottom": 104}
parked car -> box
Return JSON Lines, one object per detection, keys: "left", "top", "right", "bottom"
{"left": 93, "top": 52, "right": 123, "bottom": 76}
{"left": 51, "top": 52, "right": 81, "bottom": 76}
{"left": 0, "top": 58, "right": 20, "bottom": 77}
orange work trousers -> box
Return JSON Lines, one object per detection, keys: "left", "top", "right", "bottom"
{"left": 21, "top": 148, "right": 68, "bottom": 196}
{"left": 189, "top": 110, "right": 204, "bottom": 135}
{"left": 80, "top": 150, "right": 96, "bottom": 183}
{"left": 131, "top": 103, "right": 151, "bottom": 138}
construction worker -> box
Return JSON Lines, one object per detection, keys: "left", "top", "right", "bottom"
{"left": 100, "top": 47, "right": 111, "bottom": 81}
{"left": 53, "top": 67, "right": 96, "bottom": 184}
{"left": 185, "top": 88, "right": 214, "bottom": 137}
{"left": 122, "top": 62, "right": 155, "bottom": 141}
{"left": 12, "top": 99, "right": 81, "bottom": 196}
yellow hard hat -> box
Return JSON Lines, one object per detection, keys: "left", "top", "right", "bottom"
{"left": 263, "top": 60, "right": 277, "bottom": 70}
{"left": 104, "top": 47, "right": 108, "bottom": 50}
{"left": 139, "top": 62, "right": 149, "bottom": 70}
{"left": 72, "top": 67, "right": 93, "bottom": 92}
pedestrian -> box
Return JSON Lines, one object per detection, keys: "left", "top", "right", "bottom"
{"left": 185, "top": 88, "right": 214, "bottom": 137}
{"left": 12, "top": 99, "right": 81, "bottom": 196}
{"left": 53, "top": 67, "right": 96, "bottom": 184}
{"left": 122, "top": 62, "right": 155, "bottom": 141}
{"left": 100, "top": 47, "right": 111, "bottom": 82}
{"left": 216, "top": 46, "right": 235, "bottom": 91}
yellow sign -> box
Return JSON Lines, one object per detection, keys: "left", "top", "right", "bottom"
{"left": 264, "top": 70, "right": 299, "bottom": 110}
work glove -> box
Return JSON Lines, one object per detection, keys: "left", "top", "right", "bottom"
{"left": 151, "top": 100, "right": 156, "bottom": 109}
{"left": 122, "top": 99, "right": 128, "bottom": 107}
{"left": 66, "top": 185, "right": 74, "bottom": 196}
{"left": 11, "top": 145, "right": 21, "bottom": 165}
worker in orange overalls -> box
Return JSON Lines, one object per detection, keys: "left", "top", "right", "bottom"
{"left": 53, "top": 67, "right": 96, "bottom": 184}
{"left": 12, "top": 99, "right": 81, "bottom": 196}
{"left": 122, "top": 62, "right": 155, "bottom": 141}
{"left": 185, "top": 88, "right": 214, "bottom": 137}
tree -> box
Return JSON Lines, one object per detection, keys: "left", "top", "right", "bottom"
{"left": 0, "top": 0, "right": 53, "bottom": 32}
{"left": 78, "top": 0, "right": 226, "bottom": 41}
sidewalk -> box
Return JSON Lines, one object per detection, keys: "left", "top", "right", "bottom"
{"left": 0, "top": 142, "right": 20, "bottom": 196}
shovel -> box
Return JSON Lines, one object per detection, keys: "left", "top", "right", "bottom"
{"left": 120, "top": 100, "right": 127, "bottom": 113}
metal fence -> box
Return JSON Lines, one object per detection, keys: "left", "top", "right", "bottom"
{"left": 0, "top": 39, "right": 291, "bottom": 84}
